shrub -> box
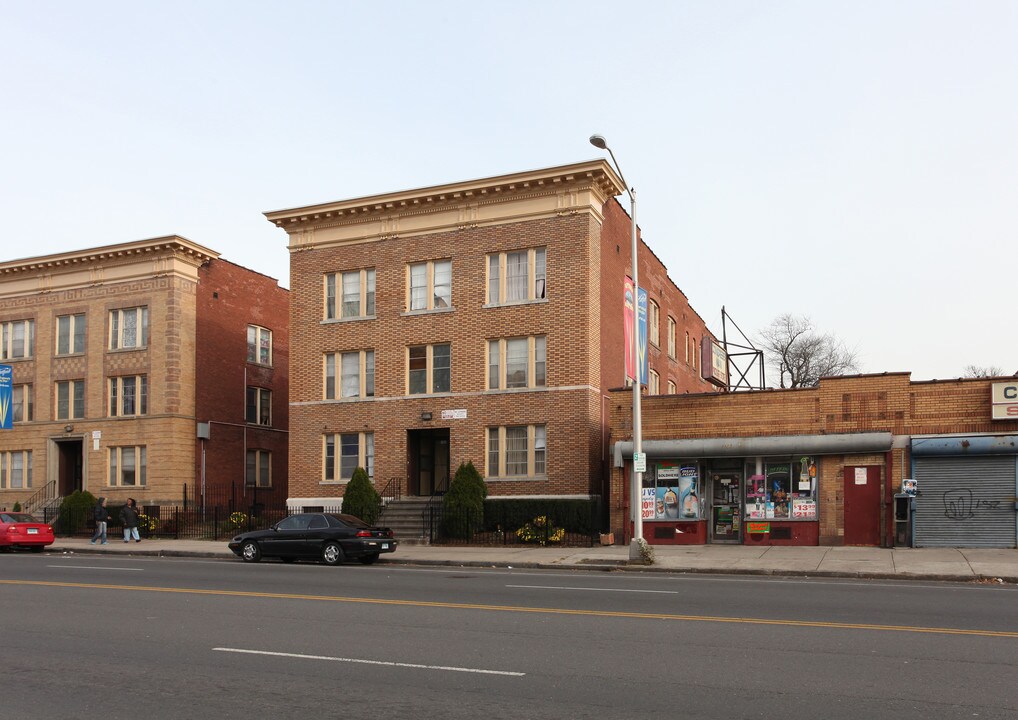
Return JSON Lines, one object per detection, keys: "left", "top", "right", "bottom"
{"left": 56, "top": 490, "right": 98, "bottom": 536}
{"left": 12, "top": 501, "right": 22, "bottom": 512}
{"left": 341, "top": 467, "right": 382, "bottom": 524}
{"left": 441, "top": 461, "right": 487, "bottom": 539}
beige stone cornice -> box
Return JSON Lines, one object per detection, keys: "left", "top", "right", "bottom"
{"left": 0, "top": 235, "right": 220, "bottom": 300}
{"left": 264, "top": 160, "right": 626, "bottom": 250}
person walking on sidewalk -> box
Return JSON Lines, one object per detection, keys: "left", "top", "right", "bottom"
{"left": 120, "top": 498, "right": 141, "bottom": 543}
{"left": 90, "top": 497, "right": 109, "bottom": 545}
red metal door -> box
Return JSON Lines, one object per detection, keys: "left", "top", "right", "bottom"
{"left": 843, "top": 466, "right": 881, "bottom": 545}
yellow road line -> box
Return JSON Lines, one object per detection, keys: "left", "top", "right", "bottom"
{"left": 3, "top": 579, "right": 1016, "bottom": 639}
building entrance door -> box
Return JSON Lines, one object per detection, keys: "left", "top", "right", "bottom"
{"left": 710, "top": 467, "right": 742, "bottom": 543}
{"left": 55, "top": 438, "right": 84, "bottom": 496}
{"left": 407, "top": 429, "right": 450, "bottom": 496}
{"left": 843, "top": 466, "right": 881, "bottom": 546}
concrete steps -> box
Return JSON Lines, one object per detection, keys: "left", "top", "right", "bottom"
{"left": 379, "top": 497, "right": 438, "bottom": 544}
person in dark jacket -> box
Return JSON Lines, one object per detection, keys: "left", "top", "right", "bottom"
{"left": 90, "top": 497, "right": 109, "bottom": 545}
{"left": 120, "top": 498, "right": 141, "bottom": 543}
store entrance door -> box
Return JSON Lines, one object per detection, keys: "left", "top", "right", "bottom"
{"left": 710, "top": 468, "right": 742, "bottom": 543}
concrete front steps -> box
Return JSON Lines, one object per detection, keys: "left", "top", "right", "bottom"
{"left": 378, "top": 497, "right": 439, "bottom": 545}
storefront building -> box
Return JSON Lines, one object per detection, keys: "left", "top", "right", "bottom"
{"left": 609, "top": 373, "right": 1018, "bottom": 547}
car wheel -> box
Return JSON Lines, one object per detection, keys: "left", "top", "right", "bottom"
{"left": 358, "top": 553, "right": 380, "bottom": 565}
{"left": 241, "top": 541, "right": 262, "bottom": 563}
{"left": 321, "top": 542, "right": 345, "bottom": 566}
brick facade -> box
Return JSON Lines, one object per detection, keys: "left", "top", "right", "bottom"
{"left": 609, "top": 373, "right": 1018, "bottom": 546}
{"left": 0, "top": 238, "right": 289, "bottom": 510}
{"left": 270, "top": 161, "right": 719, "bottom": 507}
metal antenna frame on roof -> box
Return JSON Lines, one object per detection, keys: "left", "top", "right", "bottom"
{"left": 721, "top": 306, "right": 766, "bottom": 391}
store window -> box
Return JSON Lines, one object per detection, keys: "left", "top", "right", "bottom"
{"left": 745, "top": 457, "right": 817, "bottom": 520}
{"left": 643, "top": 461, "right": 701, "bottom": 521}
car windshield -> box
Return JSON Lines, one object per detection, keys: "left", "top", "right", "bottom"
{"left": 327, "top": 514, "right": 369, "bottom": 528}
{"left": 1, "top": 513, "right": 39, "bottom": 523}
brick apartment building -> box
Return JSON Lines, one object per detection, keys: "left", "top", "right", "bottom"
{"left": 266, "top": 160, "right": 719, "bottom": 511}
{"left": 0, "top": 237, "right": 289, "bottom": 513}
{"left": 610, "top": 373, "right": 1018, "bottom": 548}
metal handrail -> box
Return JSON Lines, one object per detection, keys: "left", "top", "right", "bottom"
{"left": 378, "top": 476, "right": 404, "bottom": 504}
{"left": 420, "top": 473, "right": 451, "bottom": 541}
{"left": 23, "top": 480, "right": 57, "bottom": 515}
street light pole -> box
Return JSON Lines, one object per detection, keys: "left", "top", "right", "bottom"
{"left": 590, "top": 134, "right": 644, "bottom": 559}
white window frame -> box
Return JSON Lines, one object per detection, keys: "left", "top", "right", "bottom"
{"left": 0, "top": 450, "right": 33, "bottom": 489}
{"left": 247, "top": 325, "right": 273, "bottom": 366}
{"left": 486, "top": 336, "right": 546, "bottom": 390}
{"left": 246, "top": 449, "right": 272, "bottom": 488}
{"left": 406, "top": 259, "right": 452, "bottom": 312}
{"left": 323, "top": 431, "right": 374, "bottom": 483}
{"left": 245, "top": 386, "right": 271, "bottom": 425}
{"left": 56, "top": 313, "right": 86, "bottom": 355}
{"left": 12, "top": 384, "right": 33, "bottom": 423}
{"left": 486, "top": 424, "right": 547, "bottom": 479}
{"left": 56, "top": 379, "right": 85, "bottom": 420}
{"left": 109, "top": 307, "right": 148, "bottom": 350}
{"left": 667, "top": 317, "right": 676, "bottom": 360}
{"left": 486, "top": 247, "right": 547, "bottom": 305}
{"left": 109, "top": 446, "right": 147, "bottom": 487}
{"left": 325, "top": 269, "right": 376, "bottom": 320}
{"left": 667, "top": 380, "right": 677, "bottom": 395}
{"left": 649, "top": 369, "right": 660, "bottom": 396}
{"left": 324, "top": 350, "right": 375, "bottom": 399}
{"left": 110, "top": 375, "right": 148, "bottom": 417}
{"left": 407, "top": 343, "right": 451, "bottom": 395}
{"left": 1, "top": 319, "right": 35, "bottom": 360}
{"left": 648, "top": 300, "right": 660, "bottom": 347}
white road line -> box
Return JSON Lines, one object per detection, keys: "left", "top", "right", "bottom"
{"left": 213, "top": 647, "right": 525, "bottom": 676}
{"left": 506, "top": 584, "right": 678, "bottom": 594}
{"left": 46, "top": 565, "right": 144, "bottom": 571}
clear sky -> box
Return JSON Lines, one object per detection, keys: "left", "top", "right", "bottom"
{"left": 2, "top": 1, "right": 1014, "bottom": 381}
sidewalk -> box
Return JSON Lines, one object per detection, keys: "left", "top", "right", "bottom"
{"left": 46, "top": 537, "right": 1018, "bottom": 583}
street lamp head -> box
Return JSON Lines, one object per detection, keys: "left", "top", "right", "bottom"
{"left": 589, "top": 134, "right": 608, "bottom": 150}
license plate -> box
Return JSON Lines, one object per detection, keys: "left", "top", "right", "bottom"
{"left": 382, "top": 543, "right": 390, "bottom": 550}
{"left": 27, "top": 528, "right": 38, "bottom": 534}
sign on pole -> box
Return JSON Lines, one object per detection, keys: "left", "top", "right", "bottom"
{"left": 0, "top": 364, "right": 12, "bottom": 430}
{"left": 633, "top": 452, "right": 647, "bottom": 474}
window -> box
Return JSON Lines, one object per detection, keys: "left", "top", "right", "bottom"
{"left": 1, "top": 319, "right": 35, "bottom": 360}
{"left": 685, "top": 331, "right": 690, "bottom": 364}
{"left": 12, "top": 385, "right": 33, "bottom": 423}
{"left": 487, "top": 336, "right": 546, "bottom": 390}
{"left": 324, "top": 351, "right": 374, "bottom": 399}
{"left": 649, "top": 369, "right": 660, "bottom": 396}
{"left": 667, "top": 380, "right": 677, "bottom": 395}
{"left": 109, "top": 446, "right": 146, "bottom": 487}
{"left": 110, "top": 376, "right": 148, "bottom": 417}
{"left": 109, "top": 307, "right": 148, "bottom": 350}
{"left": 691, "top": 338, "right": 697, "bottom": 370}
{"left": 326, "top": 269, "right": 375, "bottom": 320}
{"left": 246, "top": 450, "right": 272, "bottom": 487}
{"left": 56, "top": 380, "right": 85, "bottom": 420}
{"left": 648, "top": 300, "right": 660, "bottom": 347}
{"left": 408, "top": 343, "right": 450, "bottom": 394}
{"left": 0, "top": 451, "right": 33, "bottom": 489}
{"left": 486, "top": 425, "right": 547, "bottom": 478}
{"left": 667, "top": 317, "right": 676, "bottom": 359}
{"left": 56, "top": 313, "right": 86, "bottom": 355}
{"left": 407, "top": 259, "right": 452, "bottom": 312}
{"left": 745, "top": 458, "right": 817, "bottom": 521}
{"left": 247, "top": 325, "right": 272, "bottom": 365}
{"left": 245, "top": 386, "right": 271, "bottom": 425}
{"left": 323, "top": 432, "right": 374, "bottom": 482}
{"left": 486, "top": 248, "right": 547, "bottom": 305}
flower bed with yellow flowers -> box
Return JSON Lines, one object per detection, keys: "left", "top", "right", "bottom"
{"left": 515, "top": 515, "right": 566, "bottom": 545}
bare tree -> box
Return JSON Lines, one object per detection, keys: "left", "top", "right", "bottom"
{"left": 758, "top": 314, "right": 861, "bottom": 388}
{"left": 962, "top": 365, "right": 1006, "bottom": 378}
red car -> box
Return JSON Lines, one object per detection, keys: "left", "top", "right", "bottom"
{"left": 0, "top": 512, "right": 55, "bottom": 552}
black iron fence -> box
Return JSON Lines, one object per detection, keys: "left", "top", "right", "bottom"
{"left": 427, "top": 499, "right": 600, "bottom": 547}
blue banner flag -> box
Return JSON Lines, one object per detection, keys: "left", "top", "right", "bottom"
{"left": 0, "top": 364, "right": 12, "bottom": 430}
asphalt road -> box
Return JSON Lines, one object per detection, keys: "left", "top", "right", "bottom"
{"left": 3, "top": 553, "right": 1017, "bottom": 719}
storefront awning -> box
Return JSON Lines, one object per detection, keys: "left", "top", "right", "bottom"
{"left": 612, "top": 432, "right": 893, "bottom": 467}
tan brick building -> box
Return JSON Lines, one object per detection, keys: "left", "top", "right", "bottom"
{"left": 610, "top": 373, "right": 1018, "bottom": 548}
{"left": 266, "top": 160, "right": 719, "bottom": 511}
{"left": 0, "top": 237, "right": 289, "bottom": 513}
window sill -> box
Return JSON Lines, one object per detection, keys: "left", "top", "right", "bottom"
{"left": 245, "top": 422, "right": 274, "bottom": 427}
{"left": 321, "top": 315, "right": 376, "bottom": 325}
{"left": 323, "top": 396, "right": 375, "bottom": 403}
{"left": 487, "top": 475, "right": 549, "bottom": 482}
{"left": 401, "top": 307, "right": 455, "bottom": 317}
{"left": 483, "top": 299, "right": 548, "bottom": 309}
{"left": 54, "top": 352, "right": 86, "bottom": 359}
{"left": 320, "top": 480, "right": 351, "bottom": 486}
{"left": 107, "top": 346, "right": 148, "bottom": 354}
{"left": 247, "top": 361, "right": 274, "bottom": 369}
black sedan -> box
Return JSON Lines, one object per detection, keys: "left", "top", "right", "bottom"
{"left": 228, "top": 513, "right": 397, "bottom": 565}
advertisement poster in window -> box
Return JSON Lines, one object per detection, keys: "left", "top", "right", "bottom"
{"left": 641, "top": 487, "right": 656, "bottom": 521}
{"left": 767, "top": 463, "right": 791, "bottom": 518}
